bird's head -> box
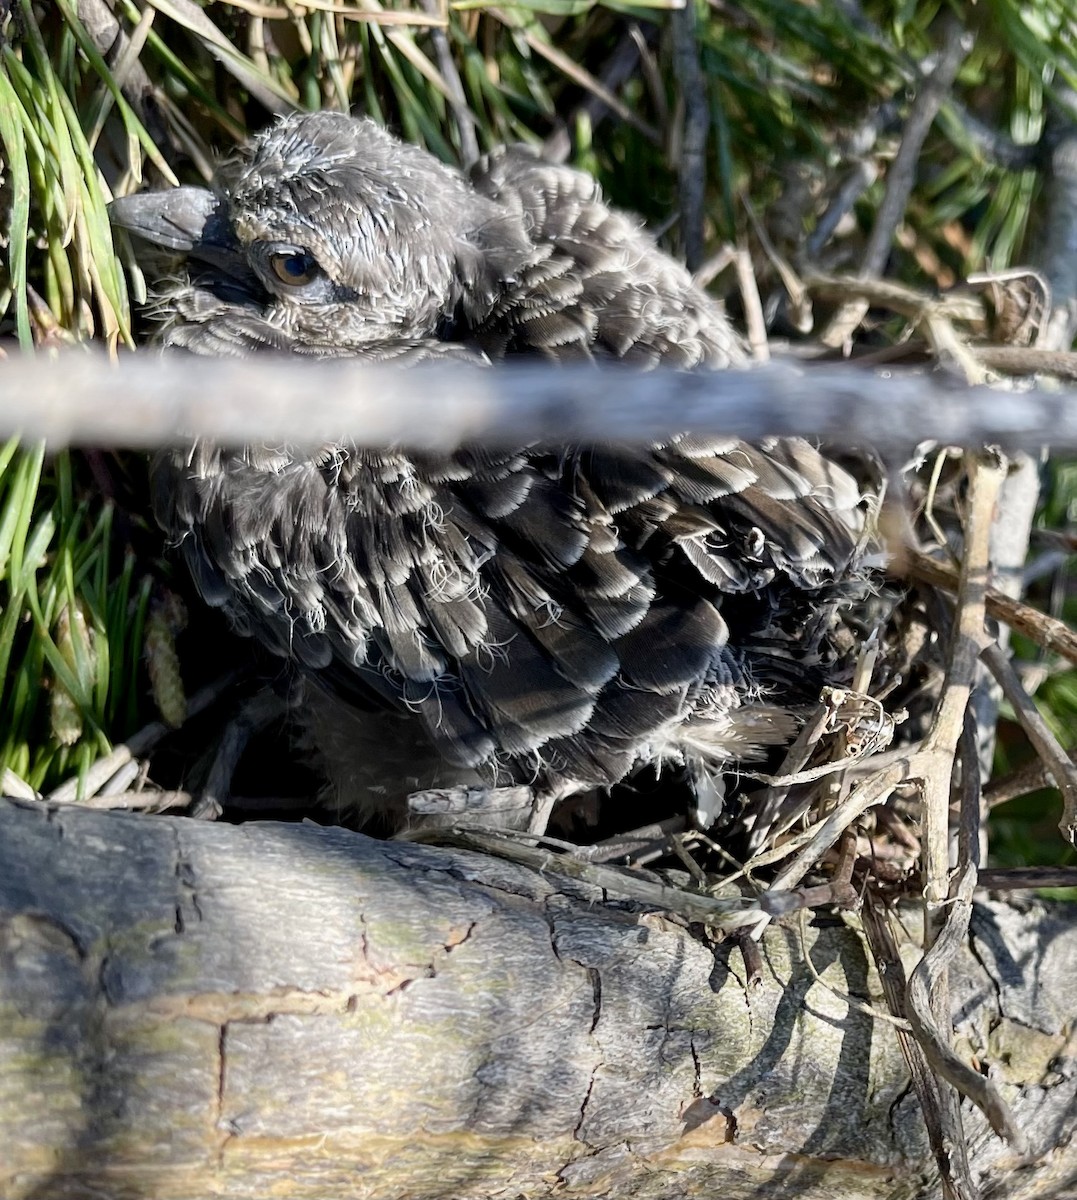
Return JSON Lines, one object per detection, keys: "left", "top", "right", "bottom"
{"left": 111, "top": 111, "right": 533, "bottom": 355}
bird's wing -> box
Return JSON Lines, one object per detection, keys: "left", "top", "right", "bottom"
{"left": 470, "top": 146, "right": 743, "bottom": 368}
{"left": 419, "top": 439, "right": 861, "bottom": 784}
{"left": 142, "top": 130, "right": 864, "bottom": 790}
{"left": 156, "top": 407, "right": 867, "bottom": 787}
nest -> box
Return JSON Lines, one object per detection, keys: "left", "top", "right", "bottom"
{"left": 15, "top": 256, "right": 1076, "bottom": 1193}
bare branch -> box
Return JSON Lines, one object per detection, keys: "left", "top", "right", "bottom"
{"left": 894, "top": 548, "right": 1077, "bottom": 669}
{"left": 5, "top": 354, "right": 1077, "bottom": 450}
{"left": 984, "top": 751, "right": 1077, "bottom": 809}
{"left": 977, "top": 866, "right": 1077, "bottom": 890}
{"left": 671, "top": 0, "right": 709, "bottom": 270}
{"left": 4, "top": 798, "right": 1077, "bottom": 1199}
{"left": 417, "top": 0, "right": 479, "bottom": 167}
{"left": 920, "top": 453, "right": 1003, "bottom": 907}
{"left": 1041, "top": 90, "right": 1077, "bottom": 351}
{"left": 823, "top": 16, "right": 974, "bottom": 346}
{"left": 980, "top": 641, "right": 1077, "bottom": 843}
{"left": 863, "top": 14, "right": 973, "bottom": 270}
{"left": 906, "top": 865, "right": 1024, "bottom": 1150}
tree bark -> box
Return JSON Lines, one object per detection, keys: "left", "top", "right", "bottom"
{"left": 1, "top": 796, "right": 1075, "bottom": 1200}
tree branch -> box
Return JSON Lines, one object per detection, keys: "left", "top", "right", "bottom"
{"left": 5, "top": 354, "right": 1077, "bottom": 450}
{"left": 2, "top": 798, "right": 1076, "bottom": 1199}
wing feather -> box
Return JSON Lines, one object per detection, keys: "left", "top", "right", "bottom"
{"left": 143, "top": 118, "right": 872, "bottom": 817}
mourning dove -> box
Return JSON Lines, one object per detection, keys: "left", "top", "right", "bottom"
{"left": 112, "top": 111, "right": 870, "bottom": 832}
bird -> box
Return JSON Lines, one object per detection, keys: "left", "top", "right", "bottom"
{"left": 110, "top": 110, "right": 871, "bottom": 835}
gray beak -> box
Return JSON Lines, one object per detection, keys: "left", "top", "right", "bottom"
{"left": 109, "top": 186, "right": 263, "bottom": 304}
{"left": 108, "top": 186, "right": 223, "bottom": 252}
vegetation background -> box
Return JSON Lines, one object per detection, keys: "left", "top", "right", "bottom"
{"left": 0, "top": 0, "right": 1073, "bottom": 879}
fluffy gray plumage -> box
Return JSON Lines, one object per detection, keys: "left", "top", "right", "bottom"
{"left": 111, "top": 111, "right": 870, "bottom": 831}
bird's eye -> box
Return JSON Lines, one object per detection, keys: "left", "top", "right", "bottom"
{"left": 269, "top": 250, "right": 320, "bottom": 286}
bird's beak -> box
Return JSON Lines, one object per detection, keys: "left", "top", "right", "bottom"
{"left": 108, "top": 186, "right": 223, "bottom": 252}
{"left": 110, "top": 186, "right": 264, "bottom": 303}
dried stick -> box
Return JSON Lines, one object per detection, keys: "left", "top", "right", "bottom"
{"left": 46, "top": 670, "right": 242, "bottom": 803}
{"left": 76, "top": 0, "right": 171, "bottom": 157}
{"left": 584, "top": 816, "right": 687, "bottom": 865}
{"left": 744, "top": 700, "right": 835, "bottom": 853}
{"left": 78, "top": 0, "right": 156, "bottom": 97}
{"left": 142, "top": 0, "right": 295, "bottom": 115}
{"left": 977, "top": 866, "right": 1077, "bottom": 890}
{"left": 1041, "top": 89, "right": 1077, "bottom": 351}
{"left": 894, "top": 548, "right": 1077, "bottom": 668}
{"left": 48, "top": 788, "right": 193, "bottom": 813}
{"left": 418, "top": 0, "right": 478, "bottom": 166}
{"left": 906, "top": 865, "right": 1025, "bottom": 1149}
{"left": 983, "top": 751, "right": 1077, "bottom": 808}
{"left": 980, "top": 640, "right": 1077, "bottom": 842}
{"left": 859, "top": 894, "right": 974, "bottom": 1200}
{"left": 406, "top": 827, "right": 786, "bottom": 932}
{"left": 762, "top": 760, "right": 907, "bottom": 897}
{"left": 806, "top": 160, "right": 879, "bottom": 260}
{"left": 861, "top": 15, "right": 973, "bottom": 279}
{"left": 956, "top": 711, "right": 983, "bottom": 870}
{"left": 901, "top": 455, "right": 1011, "bottom": 1184}
{"left": 974, "top": 345, "right": 1077, "bottom": 381}
{"left": 671, "top": 0, "right": 709, "bottom": 271}
{"left": 734, "top": 247, "right": 770, "bottom": 361}
{"left": 542, "top": 27, "right": 653, "bottom": 163}
{"left": 919, "top": 453, "right": 1003, "bottom": 912}
{"left": 897, "top": 535, "right": 1074, "bottom": 835}
{"left": 823, "top": 16, "right": 973, "bottom": 347}
{"left": 488, "top": 10, "right": 661, "bottom": 147}
{"left": 8, "top": 354, "right": 1077, "bottom": 451}
{"left": 809, "top": 273, "right": 987, "bottom": 324}
{"left": 192, "top": 687, "right": 289, "bottom": 820}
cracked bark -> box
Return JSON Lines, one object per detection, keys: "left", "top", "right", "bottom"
{"left": 1, "top": 797, "right": 1076, "bottom": 1200}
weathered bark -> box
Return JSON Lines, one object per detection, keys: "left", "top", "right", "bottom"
{"left": 1, "top": 797, "right": 1075, "bottom": 1200}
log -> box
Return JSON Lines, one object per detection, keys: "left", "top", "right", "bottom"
{"left": 1, "top": 796, "right": 1075, "bottom": 1199}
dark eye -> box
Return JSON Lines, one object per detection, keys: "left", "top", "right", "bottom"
{"left": 269, "top": 250, "right": 320, "bottom": 286}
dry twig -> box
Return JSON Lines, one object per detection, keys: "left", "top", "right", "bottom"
{"left": 906, "top": 865, "right": 1025, "bottom": 1149}
{"left": 8, "top": 354, "right": 1077, "bottom": 451}
{"left": 895, "top": 548, "right": 1077, "bottom": 668}
{"left": 191, "top": 687, "right": 289, "bottom": 820}
{"left": 47, "top": 670, "right": 243, "bottom": 803}
{"left": 860, "top": 895, "right": 974, "bottom": 1200}
{"left": 980, "top": 640, "right": 1077, "bottom": 842}
{"left": 822, "top": 16, "right": 974, "bottom": 347}
{"left": 918, "top": 454, "right": 1003, "bottom": 912}
{"left": 670, "top": 0, "right": 709, "bottom": 271}
{"left": 417, "top": 0, "right": 478, "bottom": 166}
{"left": 984, "top": 752, "right": 1077, "bottom": 808}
